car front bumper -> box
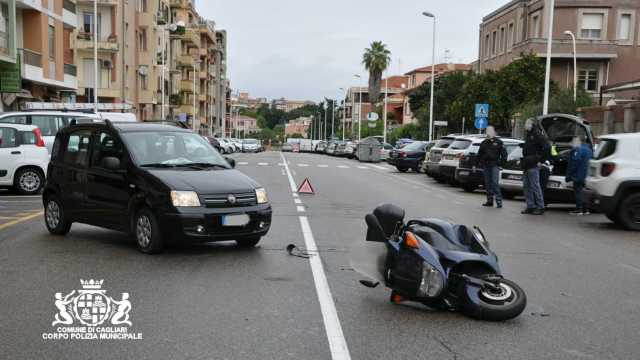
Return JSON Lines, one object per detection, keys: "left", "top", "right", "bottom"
{"left": 159, "top": 204, "right": 272, "bottom": 243}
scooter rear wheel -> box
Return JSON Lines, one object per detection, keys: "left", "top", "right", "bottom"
{"left": 459, "top": 277, "right": 526, "bottom": 321}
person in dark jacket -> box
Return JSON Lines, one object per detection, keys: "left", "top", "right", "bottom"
{"left": 521, "top": 119, "right": 549, "bottom": 215}
{"left": 478, "top": 126, "right": 508, "bottom": 208}
{"left": 566, "top": 136, "right": 593, "bottom": 215}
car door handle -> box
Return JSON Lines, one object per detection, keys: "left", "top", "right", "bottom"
{"left": 11, "top": 151, "right": 21, "bottom": 155}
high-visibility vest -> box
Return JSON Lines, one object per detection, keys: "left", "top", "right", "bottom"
{"left": 551, "top": 144, "right": 559, "bottom": 157}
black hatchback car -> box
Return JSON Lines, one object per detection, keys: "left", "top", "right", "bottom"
{"left": 387, "top": 141, "right": 429, "bottom": 172}
{"left": 43, "top": 121, "right": 272, "bottom": 254}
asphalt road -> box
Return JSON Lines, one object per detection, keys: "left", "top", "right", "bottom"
{"left": 1, "top": 151, "right": 639, "bottom": 360}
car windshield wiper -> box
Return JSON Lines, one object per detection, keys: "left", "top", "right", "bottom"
{"left": 140, "top": 163, "right": 177, "bottom": 168}
{"left": 174, "top": 163, "right": 229, "bottom": 170}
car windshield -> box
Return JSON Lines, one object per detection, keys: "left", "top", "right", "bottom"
{"left": 243, "top": 139, "right": 258, "bottom": 144}
{"left": 402, "top": 141, "right": 425, "bottom": 151}
{"left": 122, "top": 131, "right": 230, "bottom": 168}
{"left": 450, "top": 139, "right": 472, "bottom": 150}
{"left": 434, "top": 138, "right": 454, "bottom": 148}
{"left": 594, "top": 139, "right": 617, "bottom": 160}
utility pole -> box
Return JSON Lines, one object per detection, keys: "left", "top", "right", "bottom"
{"left": 331, "top": 99, "right": 335, "bottom": 139}
{"left": 383, "top": 76, "right": 388, "bottom": 144}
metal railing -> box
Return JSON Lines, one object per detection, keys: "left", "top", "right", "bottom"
{"left": 64, "top": 63, "right": 77, "bottom": 76}
{"left": 63, "top": 0, "right": 76, "bottom": 13}
{"left": 22, "top": 49, "right": 42, "bottom": 67}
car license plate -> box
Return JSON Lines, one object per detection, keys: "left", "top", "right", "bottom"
{"left": 507, "top": 174, "right": 522, "bottom": 181}
{"left": 458, "top": 171, "right": 470, "bottom": 176}
{"left": 222, "top": 214, "right": 249, "bottom": 226}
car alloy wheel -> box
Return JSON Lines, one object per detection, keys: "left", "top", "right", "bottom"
{"left": 45, "top": 200, "right": 61, "bottom": 229}
{"left": 19, "top": 170, "right": 41, "bottom": 193}
{"left": 136, "top": 215, "right": 152, "bottom": 249}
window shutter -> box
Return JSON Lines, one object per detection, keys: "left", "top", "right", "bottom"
{"left": 582, "top": 14, "right": 603, "bottom": 30}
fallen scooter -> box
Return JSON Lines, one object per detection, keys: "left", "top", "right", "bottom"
{"left": 351, "top": 204, "right": 526, "bottom": 321}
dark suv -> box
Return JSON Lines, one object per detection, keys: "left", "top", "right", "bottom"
{"left": 42, "top": 121, "right": 272, "bottom": 254}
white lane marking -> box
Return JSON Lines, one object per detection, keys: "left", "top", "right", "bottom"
{"left": 292, "top": 193, "right": 299, "bottom": 198}
{"left": 299, "top": 217, "right": 350, "bottom": 360}
{"left": 238, "top": 162, "right": 249, "bottom": 165}
{"left": 357, "top": 166, "right": 368, "bottom": 169}
{"left": 258, "top": 162, "right": 269, "bottom": 166}
{"left": 294, "top": 199, "right": 302, "bottom": 204}
{"left": 296, "top": 205, "right": 305, "bottom": 212}
{"left": 298, "top": 163, "right": 310, "bottom": 167}
{"left": 278, "top": 163, "right": 286, "bottom": 166}
{"left": 337, "top": 165, "right": 349, "bottom": 169}
{"left": 369, "top": 164, "right": 388, "bottom": 170}
{"left": 318, "top": 164, "right": 329, "bottom": 168}
{"left": 280, "top": 152, "right": 351, "bottom": 360}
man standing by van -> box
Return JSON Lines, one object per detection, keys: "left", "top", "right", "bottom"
{"left": 478, "top": 126, "right": 507, "bottom": 208}
{"left": 521, "top": 119, "right": 549, "bottom": 215}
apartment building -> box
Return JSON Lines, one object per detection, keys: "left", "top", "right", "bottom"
{"left": 478, "top": 0, "right": 640, "bottom": 101}
{"left": 0, "top": 0, "right": 17, "bottom": 111}
{"left": 10, "top": 0, "right": 77, "bottom": 108}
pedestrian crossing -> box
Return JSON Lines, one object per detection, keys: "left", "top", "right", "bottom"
{"left": 234, "top": 161, "right": 394, "bottom": 171}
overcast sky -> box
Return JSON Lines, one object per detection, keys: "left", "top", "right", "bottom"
{"left": 197, "top": 0, "right": 506, "bottom": 102}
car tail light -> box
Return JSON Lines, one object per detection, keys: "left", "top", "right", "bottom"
{"left": 601, "top": 163, "right": 616, "bottom": 177}
{"left": 399, "top": 152, "right": 407, "bottom": 158}
{"left": 33, "top": 128, "right": 45, "bottom": 147}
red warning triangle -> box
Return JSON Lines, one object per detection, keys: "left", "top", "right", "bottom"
{"left": 297, "top": 178, "right": 315, "bottom": 194}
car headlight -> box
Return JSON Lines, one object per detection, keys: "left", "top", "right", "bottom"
{"left": 255, "top": 188, "right": 269, "bottom": 204}
{"left": 417, "top": 262, "right": 444, "bottom": 298}
{"left": 170, "top": 191, "right": 201, "bottom": 207}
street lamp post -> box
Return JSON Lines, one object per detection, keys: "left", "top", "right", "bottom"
{"left": 383, "top": 75, "right": 388, "bottom": 144}
{"left": 422, "top": 11, "right": 436, "bottom": 141}
{"left": 93, "top": 0, "right": 98, "bottom": 113}
{"left": 542, "top": 0, "right": 556, "bottom": 115}
{"left": 331, "top": 99, "right": 335, "bottom": 139}
{"left": 323, "top": 104, "right": 327, "bottom": 140}
{"left": 564, "top": 30, "right": 577, "bottom": 102}
{"left": 192, "top": 62, "right": 198, "bottom": 132}
{"left": 354, "top": 74, "right": 362, "bottom": 141}
{"left": 339, "top": 88, "right": 346, "bottom": 141}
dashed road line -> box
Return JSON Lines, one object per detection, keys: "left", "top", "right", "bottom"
{"left": 318, "top": 164, "right": 329, "bottom": 168}
{"left": 298, "top": 164, "right": 310, "bottom": 167}
{"left": 280, "top": 152, "right": 351, "bottom": 360}
{"left": 258, "top": 162, "right": 269, "bottom": 166}
{"left": 238, "top": 162, "right": 249, "bottom": 165}
{"left": 337, "top": 165, "right": 350, "bottom": 169}
{"left": 294, "top": 199, "right": 302, "bottom": 204}
{"left": 296, "top": 205, "right": 305, "bottom": 212}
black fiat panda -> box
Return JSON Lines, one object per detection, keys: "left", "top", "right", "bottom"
{"left": 42, "top": 121, "right": 272, "bottom": 254}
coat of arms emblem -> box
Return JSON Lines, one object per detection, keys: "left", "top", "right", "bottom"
{"left": 52, "top": 279, "right": 132, "bottom": 327}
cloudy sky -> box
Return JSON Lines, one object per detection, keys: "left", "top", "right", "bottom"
{"left": 198, "top": 0, "right": 506, "bottom": 102}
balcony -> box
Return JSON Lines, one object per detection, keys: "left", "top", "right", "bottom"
{"left": 78, "top": 0, "right": 118, "bottom": 6}
{"left": 169, "top": 0, "right": 192, "bottom": 9}
{"left": 198, "top": 94, "right": 207, "bottom": 102}
{"left": 180, "top": 80, "right": 194, "bottom": 92}
{"left": 177, "top": 54, "right": 194, "bottom": 67}
{"left": 20, "top": 49, "right": 77, "bottom": 90}
{"left": 157, "top": 12, "right": 168, "bottom": 25}
{"left": 184, "top": 28, "right": 200, "bottom": 48}
{"left": 75, "top": 34, "right": 119, "bottom": 52}
{"left": 62, "top": 0, "right": 77, "bottom": 28}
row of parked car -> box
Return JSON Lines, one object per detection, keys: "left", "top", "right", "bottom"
{"left": 384, "top": 114, "right": 639, "bottom": 231}
{"left": 282, "top": 137, "right": 395, "bottom": 160}
{"left": 206, "top": 137, "right": 264, "bottom": 154}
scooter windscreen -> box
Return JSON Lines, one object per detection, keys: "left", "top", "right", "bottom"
{"left": 349, "top": 241, "right": 387, "bottom": 283}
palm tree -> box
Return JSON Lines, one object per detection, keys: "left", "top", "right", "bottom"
{"left": 362, "top": 41, "right": 391, "bottom": 105}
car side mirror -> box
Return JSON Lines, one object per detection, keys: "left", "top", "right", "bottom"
{"left": 225, "top": 157, "right": 236, "bottom": 168}
{"left": 101, "top": 156, "right": 121, "bottom": 170}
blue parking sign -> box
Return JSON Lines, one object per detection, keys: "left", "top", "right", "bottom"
{"left": 475, "top": 103, "right": 489, "bottom": 118}
{"left": 474, "top": 117, "right": 488, "bottom": 130}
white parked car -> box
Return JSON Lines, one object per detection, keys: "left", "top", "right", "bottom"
{"left": 438, "top": 135, "right": 485, "bottom": 184}
{"left": 241, "top": 138, "right": 260, "bottom": 153}
{"left": 218, "top": 138, "right": 235, "bottom": 154}
{"left": 585, "top": 133, "right": 640, "bottom": 230}
{"left": 0, "top": 124, "right": 50, "bottom": 194}
{"left": 0, "top": 111, "right": 99, "bottom": 153}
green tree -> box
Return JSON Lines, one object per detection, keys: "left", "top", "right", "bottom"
{"left": 362, "top": 41, "right": 391, "bottom": 104}
{"left": 516, "top": 87, "right": 593, "bottom": 121}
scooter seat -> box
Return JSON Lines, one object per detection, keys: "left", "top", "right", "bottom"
{"left": 410, "top": 225, "right": 465, "bottom": 252}
{"left": 410, "top": 218, "right": 483, "bottom": 253}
